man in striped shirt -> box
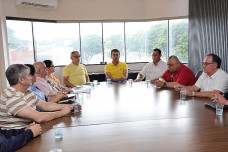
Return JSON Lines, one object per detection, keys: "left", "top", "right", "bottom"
{"left": 0, "top": 64, "right": 74, "bottom": 129}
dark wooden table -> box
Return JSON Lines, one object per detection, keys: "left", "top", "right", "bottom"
{"left": 18, "top": 82, "right": 228, "bottom": 152}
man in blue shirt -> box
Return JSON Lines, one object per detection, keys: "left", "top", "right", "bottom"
{"left": 0, "top": 122, "right": 41, "bottom": 152}
{"left": 25, "top": 64, "right": 48, "bottom": 102}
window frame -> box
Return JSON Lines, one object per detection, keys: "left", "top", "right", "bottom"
{"left": 6, "top": 17, "right": 188, "bottom": 65}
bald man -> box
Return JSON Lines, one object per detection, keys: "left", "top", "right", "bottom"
{"left": 33, "top": 62, "right": 66, "bottom": 103}
{"left": 155, "top": 55, "right": 196, "bottom": 88}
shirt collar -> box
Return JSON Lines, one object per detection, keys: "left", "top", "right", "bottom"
{"left": 8, "top": 86, "right": 25, "bottom": 97}
{"left": 111, "top": 61, "right": 120, "bottom": 66}
{"left": 173, "top": 63, "right": 183, "bottom": 74}
{"left": 36, "top": 76, "right": 46, "bottom": 81}
{"left": 8, "top": 86, "right": 17, "bottom": 92}
{"left": 153, "top": 60, "right": 162, "bottom": 66}
{"left": 208, "top": 69, "right": 219, "bottom": 79}
{"left": 29, "top": 84, "right": 37, "bottom": 90}
{"left": 71, "top": 62, "right": 79, "bottom": 66}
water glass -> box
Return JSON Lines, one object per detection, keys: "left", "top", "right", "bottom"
{"left": 86, "top": 87, "right": 91, "bottom": 93}
{"left": 128, "top": 79, "right": 133, "bottom": 85}
{"left": 76, "top": 93, "right": 83, "bottom": 103}
{"left": 53, "top": 124, "right": 63, "bottom": 140}
{"left": 216, "top": 104, "right": 224, "bottom": 115}
{"left": 146, "top": 80, "right": 151, "bottom": 88}
{"left": 73, "top": 102, "right": 82, "bottom": 112}
{"left": 180, "top": 90, "right": 186, "bottom": 100}
{"left": 93, "top": 80, "right": 98, "bottom": 86}
{"left": 107, "top": 79, "right": 112, "bottom": 84}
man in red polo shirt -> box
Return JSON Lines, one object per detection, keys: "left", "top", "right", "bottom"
{"left": 155, "top": 55, "right": 196, "bottom": 88}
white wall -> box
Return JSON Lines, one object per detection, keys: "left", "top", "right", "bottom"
{"left": 2, "top": 0, "right": 188, "bottom": 20}
{"left": 2, "top": 0, "right": 144, "bottom": 20}
{"left": 145, "top": 0, "right": 189, "bottom": 19}
{"left": 0, "top": 0, "right": 189, "bottom": 90}
{"left": 0, "top": 0, "right": 9, "bottom": 94}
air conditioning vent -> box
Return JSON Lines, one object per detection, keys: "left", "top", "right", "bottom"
{"left": 15, "top": 0, "right": 58, "bottom": 9}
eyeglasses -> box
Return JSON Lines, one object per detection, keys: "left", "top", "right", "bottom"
{"left": 73, "top": 55, "right": 81, "bottom": 58}
{"left": 202, "top": 62, "right": 215, "bottom": 66}
{"left": 50, "top": 65, "right": 55, "bottom": 68}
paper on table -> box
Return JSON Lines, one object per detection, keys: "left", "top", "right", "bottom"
{"left": 70, "top": 85, "right": 91, "bottom": 94}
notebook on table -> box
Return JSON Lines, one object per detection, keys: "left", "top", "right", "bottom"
{"left": 57, "top": 94, "right": 75, "bottom": 104}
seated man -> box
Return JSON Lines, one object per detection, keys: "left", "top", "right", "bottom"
{"left": 105, "top": 49, "right": 128, "bottom": 82}
{"left": 0, "top": 64, "right": 74, "bottom": 129}
{"left": 175, "top": 54, "right": 228, "bottom": 98}
{"left": 34, "top": 62, "right": 67, "bottom": 103}
{"left": 0, "top": 122, "right": 41, "bottom": 152}
{"left": 26, "top": 64, "right": 65, "bottom": 103}
{"left": 63, "top": 51, "right": 90, "bottom": 87}
{"left": 155, "top": 55, "right": 196, "bottom": 88}
{"left": 135, "top": 48, "right": 167, "bottom": 83}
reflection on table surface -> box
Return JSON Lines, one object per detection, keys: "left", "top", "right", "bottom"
{"left": 17, "top": 82, "right": 228, "bottom": 152}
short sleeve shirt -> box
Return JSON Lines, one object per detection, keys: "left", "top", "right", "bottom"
{"left": 161, "top": 64, "right": 196, "bottom": 86}
{"left": 63, "top": 63, "right": 88, "bottom": 86}
{"left": 0, "top": 87, "right": 41, "bottom": 129}
{"left": 140, "top": 60, "right": 167, "bottom": 80}
{"left": 105, "top": 62, "right": 128, "bottom": 78}
{"left": 34, "top": 77, "right": 57, "bottom": 97}
{"left": 195, "top": 69, "right": 228, "bottom": 92}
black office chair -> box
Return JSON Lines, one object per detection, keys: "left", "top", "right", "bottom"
{"left": 224, "top": 92, "right": 228, "bottom": 100}
{"left": 195, "top": 70, "right": 203, "bottom": 80}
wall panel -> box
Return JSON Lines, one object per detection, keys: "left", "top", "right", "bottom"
{"left": 188, "top": 0, "right": 228, "bottom": 74}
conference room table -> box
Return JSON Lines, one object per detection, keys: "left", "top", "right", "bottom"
{"left": 17, "top": 81, "right": 228, "bottom": 152}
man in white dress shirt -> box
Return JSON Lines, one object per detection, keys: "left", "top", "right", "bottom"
{"left": 175, "top": 53, "right": 228, "bottom": 98}
{"left": 135, "top": 48, "right": 167, "bottom": 83}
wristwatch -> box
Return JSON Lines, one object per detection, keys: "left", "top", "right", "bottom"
{"left": 163, "top": 82, "right": 167, "bottom": 88}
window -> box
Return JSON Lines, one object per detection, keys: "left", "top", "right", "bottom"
{"left": 169, "top": 19, "right": 188, "bottom": 63}
{"left": 6, "top": 18, "right": 188, "bottom": 65}
{"left": 33, "top": 22, "right": 80, "bottom": 65}
{"left": 103, "top": 22, "right": 125, "bottom": 63}
{"left": 125, "top": 21, "right": 168, "bottom": 62}
{"left": 80, "top": 23, "right": 103, "bottom": 64}
{"left": 6, "top": 20, "right": 34, "bottom": 64}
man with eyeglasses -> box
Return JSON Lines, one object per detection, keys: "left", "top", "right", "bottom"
{"left": 0, "top": 64, "right": 73, "bottom": 129}
{"left": 175, "top": 54, "right": 228, "bottom": 98}
{"left": 63, "top": 51, "right": 89, "bottom": 87}
{"left": 155, "top": 55, "right": 196, "bottom": 88}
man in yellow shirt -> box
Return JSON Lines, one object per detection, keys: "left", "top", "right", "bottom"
{"left": 105, "top": 49, "right": 128, "bottom": 82}
{"left": 63, "top": 51, "right": 90, "bottom": 87}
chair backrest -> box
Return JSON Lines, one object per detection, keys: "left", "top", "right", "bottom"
{"left": 195, "top": 70, "right": 203, "bottom": 80}
{"left": 224, "top": 92, "right": 228, "bottom": 100}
